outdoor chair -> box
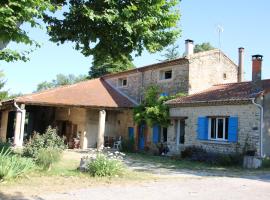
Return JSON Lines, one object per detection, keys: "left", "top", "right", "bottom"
{"left": 113, "top": 136, "right": 122, "bottom": 150}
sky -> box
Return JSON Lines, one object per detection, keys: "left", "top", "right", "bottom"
{"left": 0, "top": 0, "right": 270, "bottom": 94}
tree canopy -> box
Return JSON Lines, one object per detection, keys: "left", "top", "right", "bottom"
{"left": 133, "top": 86, "right": 186, "bottom": 127}
{"left": 159, "top": 44, "right": 180, "bottom": 61}
{"left": 0, "top": 0, "right": 62, "bottom": 62}
{"left": 45, "top": 0, "right": 181, "bottom": 77}
{"left": 194, "top": 42, "right": 215, "bottom": 53}
{"left": 36, "top": 73, "right": 87, "bottom": 92}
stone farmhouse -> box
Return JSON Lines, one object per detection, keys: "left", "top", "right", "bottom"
{"left": 0, "top": 40, "right": 269, "bottom": 157}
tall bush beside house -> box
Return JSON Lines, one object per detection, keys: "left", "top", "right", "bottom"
{"left": 23, "top": 126, "right": 66, "bottom": 170}
{"left": 0, "top": 148, "right": 34, "bottom": 181}
{"left": 23, "top": 126, "right": 66, "bottom": 158}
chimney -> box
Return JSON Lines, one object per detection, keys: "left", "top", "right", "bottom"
{"left": 252, "top": 54, "right": 263, "bottom": 93}
{"left": 238, "top": 47, "right": 244, "bottom": 82}
{"left": 185, "top": 39, "right": 194, "bottom": 56}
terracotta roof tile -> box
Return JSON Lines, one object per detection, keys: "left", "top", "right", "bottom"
{"left": 12, "top": 78, "right": 135, "bottom": 108}
{"left": 166, "top": 79, "right": 270, "bottom": 106}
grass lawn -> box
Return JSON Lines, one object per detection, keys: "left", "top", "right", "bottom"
{"left": 0, "top": 151, "right": 153, "bottom": 198}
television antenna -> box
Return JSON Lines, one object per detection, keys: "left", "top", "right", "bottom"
{"left": 216, "top": 25, "right": 224, "bottom": 49}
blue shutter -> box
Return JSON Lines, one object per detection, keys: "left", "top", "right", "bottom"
{"left": 228, "top": 117, "right": 238, "bottom": 142}
{"left": 160, "top": 93, "right": 168, "bottom": 97}
{"left": 152, "top": 124, "right": 160, "bottom": 144}
{"left": 197, "top": 117, "right": 208, "bottom": 140}
{"left": 128, "top": 127, "right": 134, "bottom": 140}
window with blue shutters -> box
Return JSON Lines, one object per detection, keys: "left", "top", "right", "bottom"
{"left": 205, "top": 116, "right": 238, "bottom": 142}
{"left": 228, "top": 117, "right": 238, "bottom": 142}
{"left": 197, "top": 117, "right": 208, "bottom": 140}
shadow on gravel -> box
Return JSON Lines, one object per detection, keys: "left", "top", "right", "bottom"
{"left": 124, "top": 153, "right": 270, "bottom": 183}
{"left": 0, "top": 191, "right": 44, "bottom": 200}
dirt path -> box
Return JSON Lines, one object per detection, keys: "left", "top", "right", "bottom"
{"left": 24, "top": 176, "right": 270, "bottom": 200}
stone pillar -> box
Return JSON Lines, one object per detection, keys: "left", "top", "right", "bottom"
{"left": 97, "top": 110, "right": 106, "bottom": 149}
{"left": 14, "top": 105, "right": 26, "bottom": 147}
{"left": 0, "top": 111, "right": 9, "bottom": 142}
{"left": 80, "top": 131, "right": 88, "bottom": 149}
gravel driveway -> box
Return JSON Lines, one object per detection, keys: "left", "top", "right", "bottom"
{"left": 33, "top": 176, "right": 270, "bottom": 200}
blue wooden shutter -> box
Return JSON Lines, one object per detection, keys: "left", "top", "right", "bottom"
{"left": 152, "top": 124, "right": 160, "bottom": 144}
{"left": 160, "top": 93, "right": 168, "bottom": 97}
{"left": 228, "top": 117, "right": 238, "bottom": 142}
{"left": 128, "top": 127, "right": 134, "bottom": 140}
{"left": 197, "top": 117, "right": 208, "bottom": 140}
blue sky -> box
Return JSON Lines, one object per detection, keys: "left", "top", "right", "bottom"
{"left": 0, "top": 0, "right": 270, "bottom": 94}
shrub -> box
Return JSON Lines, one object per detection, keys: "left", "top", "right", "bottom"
{"left": 87, "top": 152, "right": 124, "bottom": 177}
{"left": 36, "top": 148, "right": 62, "bottom": 170}
{"left": 0, "top": 148, "right": 34, "bottom": 181}
{"left": 0, "top": 141, "right": 12, "bottom": 152}
{"left": 262, "top": 157, "right": 270, "bottom": 168}
{"left": 23, "top": 126, "right": 66, "bottom": 159}
{"left": 181, "top": 146, "right": 243, "bottom": 166}
{"left": 121, "top": 139, "right": 135, "bottom": 153}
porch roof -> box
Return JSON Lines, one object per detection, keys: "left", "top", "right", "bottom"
{"left": 2, "top": 78, "right": 135, "bottom": 109}
{"left": 166, "top": 79, "right": 270, "bottom": 106}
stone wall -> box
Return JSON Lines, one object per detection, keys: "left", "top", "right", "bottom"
{"left": 188, "top": 51, "right": 238, "bottom": 94}
{"left": 0, "top": 110, "right": 9, "bottom": 141}
{"left": 104, "top": 51, "right": 238, "bottom": 103}
{"left": 262, "top": 93, "right": 270, "bottom": 156}
{"left": 168, "top": 104, "right": 261, "bottom": 155}
{"left": 104, "top": 60, "right": 189, "bottom": 103}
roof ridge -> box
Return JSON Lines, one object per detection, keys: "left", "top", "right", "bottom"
{"left": 213, "top": 78, "right": 270, "bottom": 86}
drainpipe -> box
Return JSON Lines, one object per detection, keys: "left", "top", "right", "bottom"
{"left": 251, "top": 98, "right": 264, "bottom": 158}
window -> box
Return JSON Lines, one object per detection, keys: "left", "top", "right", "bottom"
{"left": 209, "top": 117, "right": 229, "bottom": 141}
{"left": 159, "top": 69, "right": 172, "bottom": 80}
{"left": 118, "top": 78, "right": 127, "bottom": 87}
{"left": 223, "top": 73, "right": 227, "bottom": 79}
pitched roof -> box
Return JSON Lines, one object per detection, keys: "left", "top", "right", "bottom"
{"left": 166, "top": 79, "right": 270, "bottom": 106}
{"left": 4, "top": 78, "right": 135, "bottom": 108}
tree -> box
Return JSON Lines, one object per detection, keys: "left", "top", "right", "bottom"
{"left": 36, "top": 73, "right": 87, "bottom": 92}
{"left": 45, "top": 0, "right": 181, "bottom": 77}
{"left": 89, "top": 54, "right": 134, "bottom": 78}
{"left": 0, "top": 71, "right": 8, "bottom": 100}
{"left": 159, "top": 44, "right": 180, "bottom": 61}
{"left": 133, "top": 85, "right": 186, "bottom": 127}
{"left": 0, "top": 0, "right": 63, "bottom": 62}
{"left": 194, "top": 42, "right": 215, "bottom": 53}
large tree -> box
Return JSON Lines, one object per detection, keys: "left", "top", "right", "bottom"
{"left": 36, "top": 73, "right": 87, "bottom": 92}
{"left": 0, "top": 0, "right": 63, "bottom": 62}
{"left": 45, "top": 0, "right": 181, "bottom": 77}
{"left": 0, "top": 71, "right": 8, "bottom": 100}
{"left": 194, "top": 42, "right": 215, "bottom": 53}
{"left": 159, "top": 44, "right": 180, "bottom": 61}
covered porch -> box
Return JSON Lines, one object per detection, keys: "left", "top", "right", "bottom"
{"left": 0, "top": 78, "right": 136, "bottom": 149}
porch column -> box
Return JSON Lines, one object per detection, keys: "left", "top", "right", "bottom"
{"left": 97, "top": 110, "right": 106, "bottom": 149}
{"left": 14, "top": 104, "right": 26, "bottom": 147}
{"left": 0, "top": 111, "right": 9, "bottom": 142}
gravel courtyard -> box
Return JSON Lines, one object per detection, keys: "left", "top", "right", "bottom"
{"left": 1, "top": 151, "right": 270, "bottom": 200}
{"left": 36, "top": 176, "right": 270, "bottom": 200}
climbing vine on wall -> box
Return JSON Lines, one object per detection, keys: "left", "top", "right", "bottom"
{"left": 133, "top": 85, "right": 186, "bottom": 127}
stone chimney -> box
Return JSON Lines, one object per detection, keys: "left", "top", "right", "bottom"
{"left": 238, "top": 47, "right": 244, "bottom": 82}
{"left": 185, "top": 39, "right": 194, "bottom": 56}
{"left": 252, "top": 54, "right": 263, "bottom": 93}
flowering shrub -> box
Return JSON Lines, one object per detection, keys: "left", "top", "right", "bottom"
{"left": 81, "top": 148, "right": 125, "bottom": 177}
